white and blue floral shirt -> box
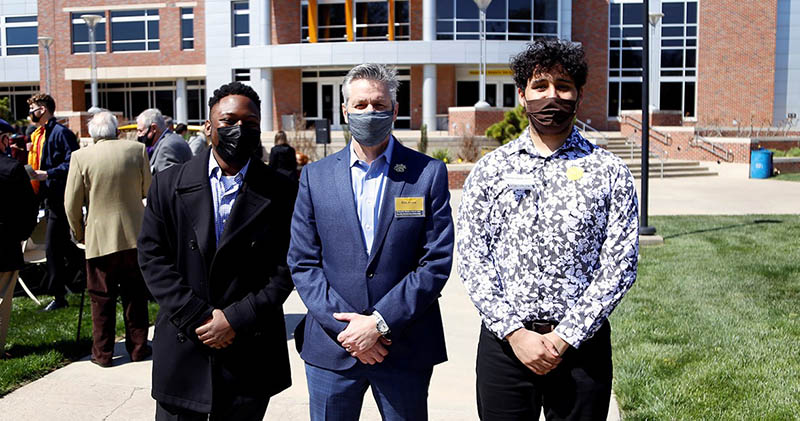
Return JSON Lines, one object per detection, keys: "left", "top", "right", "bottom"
{"left": 456, "top": 127, "right": 639, "bottom": 348}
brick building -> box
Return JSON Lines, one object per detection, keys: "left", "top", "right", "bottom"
{"left": 0, "top": 0, "right": 796, "bottom": 133}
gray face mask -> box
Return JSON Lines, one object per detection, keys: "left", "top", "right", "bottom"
{"left": 347, "top": 109, "right": 395, "bottom": 147}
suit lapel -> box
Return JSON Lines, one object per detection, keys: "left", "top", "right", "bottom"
{"left": 175, "top": 149, "right": 216, "bottom": 266}
{"left": 335, "top": 147, "right": 367, "bottom": 251}
{"left": 216, "top": 159, "right": 272, "bottom": 251}
{"left": 368, "top": 141, "right": 409, "bottom": 266}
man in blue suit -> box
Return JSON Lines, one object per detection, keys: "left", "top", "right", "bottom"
{"left": 288, "top": 63, "right": 454, "bottom": 421}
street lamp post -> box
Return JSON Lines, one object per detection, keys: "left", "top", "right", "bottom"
{"left": 37, "top": 36, "right": 53, "bottom": 95}
{"left": 639, "top": 1, "right": 663, "bottom": 236}
{"left": 473, "top": 0, "right": 492, "bottom": 108}
{"left": 81, "top": 14, "right": 102, "bottom": 112}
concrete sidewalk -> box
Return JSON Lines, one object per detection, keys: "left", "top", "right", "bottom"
{"left": 1, "top": 163, "right": 797, "bottom": 420}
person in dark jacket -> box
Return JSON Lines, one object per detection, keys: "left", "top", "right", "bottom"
{"left": 138, "top": 81, "right": 297, "bottom": 420}
{"left": 0, "top": 118, "right": 39, "bottom": 357}
{"left": 268, "top": 130, "right": 298, "bottom": 181}
{"left": 27, "top": 93, "right": 84, "bottom": 311}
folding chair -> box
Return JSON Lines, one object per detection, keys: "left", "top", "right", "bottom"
{"left": 18, "top": 216, "right": 48, "bottom": 305}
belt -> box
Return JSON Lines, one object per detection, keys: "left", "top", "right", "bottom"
{"left": 524, "top": 320, "right": 558, "bottom": 335}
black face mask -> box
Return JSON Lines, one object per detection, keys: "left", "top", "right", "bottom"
{"left": 137, "top": 127, "right": 153, "bottom": 147}
{"left": 215, "top": 125, "right": 261, "bottom": 168}
{"left": 29, "top": 110, "right": 42, "bottom": 123}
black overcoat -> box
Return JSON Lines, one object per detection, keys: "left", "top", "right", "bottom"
{"left": 137, "top": 148, "right": 296, "bottom": 412}
{"left": 0, "top": 155, "right": 38, "bottom": 272}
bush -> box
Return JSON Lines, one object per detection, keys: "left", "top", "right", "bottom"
{"left": 770, "top": 148, "right": 800, "bottom": 158}
{"left": 417, "top": 123, "right": 428, "bottom": 154}
{"left": 457, "top": 134, "right": 480, "bottom": 163}
{"left": 486, "top": 105, "right": 528, "bottom": 144}
{"left": 431, "top": 148, "right": 452, "bottom": 163}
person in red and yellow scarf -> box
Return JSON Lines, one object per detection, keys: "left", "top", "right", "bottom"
{"left": 26, "top": 93, "right": 83, "bottom": 311}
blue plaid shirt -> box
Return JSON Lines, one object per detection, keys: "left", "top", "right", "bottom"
{"left": 208, "top": 153, "right": 250, "bottom": 244}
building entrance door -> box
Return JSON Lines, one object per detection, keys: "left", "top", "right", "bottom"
{"left": 320, "top": 83, "right": 344, "bottom": 130}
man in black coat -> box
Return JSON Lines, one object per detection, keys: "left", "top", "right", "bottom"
{"left": 138, "top": 82, "right": 297, "bottom": 420}
{"left": 0, "top": 119, "right": 39, "bottom": 357}
{"left": 27, "top": 93, "right": 84, "bottom": 311}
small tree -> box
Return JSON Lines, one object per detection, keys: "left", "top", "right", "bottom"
{"left": 417, "top": 123, "right": 428, "bottom": 154}
{"left": 485, "top": 105, "right": 528, "bottom": 144}
{"left": 0, "top": 97, "right": 12, "bottom": 122}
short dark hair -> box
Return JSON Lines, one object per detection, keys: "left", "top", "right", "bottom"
{"left": 208, "top": 81, "right": 260, "bottom": 112}
{"left": 27, "top": 93, "right": 56, "bottom": 113}
{"left": 174, "top": 123, "right": 188, "bottom": 134}
{"left": 510, "top": 39, "right": 588, "bottom": 91}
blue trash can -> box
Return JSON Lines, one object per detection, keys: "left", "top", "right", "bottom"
{"left": 750, "top": 149, "right": 773, "bottom": 179}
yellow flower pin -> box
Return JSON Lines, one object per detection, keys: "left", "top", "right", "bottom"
{"left": 566, "top": 166, "right": 584, "bottom": 181}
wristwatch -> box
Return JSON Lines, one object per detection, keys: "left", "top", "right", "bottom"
{"left": 373, "top": 311, "right": 391, "bottom": 337}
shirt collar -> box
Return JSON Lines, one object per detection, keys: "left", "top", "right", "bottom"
{"left": 208, "top": 150, "right": 250, "bottom": 182}
{"left": 511, "top": 126, "right": 588, "bottom": 157}
{"left": 349, "top": 135, "right": 395, "bottom": 169}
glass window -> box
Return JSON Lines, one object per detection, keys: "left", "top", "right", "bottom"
{"left": 181, "top": 8, "right": 194, "bottom": 50}
{"left": 110, "top": 9, "right": 159, "bottom": 52}
{"left": 659, "top": 81, "right": 682, "bottom": 111}
{"left": 622, "top": 3, "right": 642, "bottom": 25}
{"left": 232, "top": 1, "right": 250, "bottom": 46}
{"left": 620, "top": 82, "right": 642, "bottom": 111}
{"left": 608, "top": 82, "right": 619, "bottom": 117}
{"left": 395, "top": 80, "right": 410, "bottom": 129}
{"left": 534, "top": 0, "right": 558, "bottom": 21}
{"left": 457, "top": 81, "right": 479, "bottom": 107}
{"left": 661, "top": 49, "right": 683, "bottom": 68}
{"left": 318, "top": 3, "right": 346, "bottom": 42}
{"left": 687, "top": 2, "right": 697, "bottom": 23}
{"left": 503, "top": 83, "right": 517, "bottom": 107}
{"left": 71, "top": 12, "right": 106, "bottom": 53}
{"left": 684, "top": 81, "right": 695, "bottom": 117}
{"left": 302, "top": 82, "right": 318, "bottom": 118}
{"left": 662, "top": 3, "right": 684, "bottom": 24}
{"left": 5, "top": 20, "right": 37, "bottom": 56}
{"left": 438, "top": 0, "right": 558, "bottom": 41}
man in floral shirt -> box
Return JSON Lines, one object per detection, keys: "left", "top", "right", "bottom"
{"left": 457, "top": 39, "right": 639, "bottom": 420}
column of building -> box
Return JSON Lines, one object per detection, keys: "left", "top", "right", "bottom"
{"left": 422, "top": 0, "right": 437, "bottom": 131}
{"left": 249, "top": 0, "right": 273, "bottom": 131}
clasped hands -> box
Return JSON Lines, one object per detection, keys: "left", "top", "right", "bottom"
{"left": 506, "top": 329, "right": 570, "bottom": 375}
{"left": 334, "top": 312, "right": 392, "bottom": 365}
{"left": 195, "top": 309, "right": 236, "bottom": 349}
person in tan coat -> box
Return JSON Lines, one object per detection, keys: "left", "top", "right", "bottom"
{"left": 65, "top": 110, "right": 152, "bottom": 367}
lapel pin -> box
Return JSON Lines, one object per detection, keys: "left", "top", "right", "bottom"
{"left": 394, "top": 164, "right": 407, "bottom": 173}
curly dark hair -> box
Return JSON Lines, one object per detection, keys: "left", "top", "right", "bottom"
{"left": 27, "top": 93, "right": 56, "bottom": 113}
{"left": 510, "top": 39, "right": 588, "bottom": 91}
{"left": 208, "top": 81, "right": 260, "bottom": 112}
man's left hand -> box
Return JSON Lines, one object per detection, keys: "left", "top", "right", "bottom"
{"left": 195, "top": 309, "right": 236, "bottom": 349}
{"left": 543, "top": 332, "right": 570, "bottom": 356}
{"left": 334, "top": 312, "right": 381, "bottom": 353}
{"left": 34, "top": 170, "right": 47, "bottom": 181}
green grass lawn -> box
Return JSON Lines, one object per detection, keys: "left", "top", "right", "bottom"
{"left": 0, "top": 293, "right": 158, "bottom": 396}
{"left": 611, "top": 215, "right": 800, "bottom": 420}
{"left": 773, "top": 173, "right": 800, "bottom": 182}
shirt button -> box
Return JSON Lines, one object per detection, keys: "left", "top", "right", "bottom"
{"left": 367, "top": 273, "right": 374, "bottom": 279}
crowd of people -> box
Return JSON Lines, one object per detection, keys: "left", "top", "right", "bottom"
{"left": 0, "top": 39, "right": 639, "bottom": 421}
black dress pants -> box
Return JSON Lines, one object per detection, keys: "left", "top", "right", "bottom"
{"left": 44, "top": 194, "right": 84, "bottom": 299}
{"left": 155, "top": 398, "right": 269, "bottom": 421}
{"left": 476, "top": 322, "right": 612, "bottom": 421}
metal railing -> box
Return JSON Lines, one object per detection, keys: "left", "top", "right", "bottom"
{"left": 575, "top": 119, "right": 609, "bottom": 145}
{"left": 624, "top": 133, "right": 666, "bottom": 178}
{"left": 691, "top": 134, "right": 734, "bottom": 162}
{"left": 621, "top": 114, "right": 673, "bottom": 146}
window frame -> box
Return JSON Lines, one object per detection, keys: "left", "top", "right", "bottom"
{"left": 436, "top": 0, "right": 560, "bottom": 41}
{"left": 232, "top": 1, "right": 250, "bottom": 47}
{"left": 71, "top": 12, "right": 107, "bottom": 55}
{"left": 181, "top": 7, "right": 195, "bottom": 50}
{"left": 2, "top": 15, "right": 38, "bottom": 56}
{"left": 109, "top": 9, "right": 160, "bottom": 53}
{"left": 300, "top": 0, "right": 411, "bottom": 43}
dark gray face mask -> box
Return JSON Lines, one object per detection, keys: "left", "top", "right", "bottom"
{"left": 347, "top": 109, "right": 395, "bottom": 147}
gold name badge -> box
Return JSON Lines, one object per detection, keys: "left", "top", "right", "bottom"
{"left": 395, "top": 197, "right": 425, "bottom": 218}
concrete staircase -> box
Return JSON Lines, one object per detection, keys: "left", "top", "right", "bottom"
{"left": 586, "top": 132, "right": 718, "bottom": 178}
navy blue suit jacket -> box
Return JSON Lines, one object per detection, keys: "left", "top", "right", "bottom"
{"left": 40, "top": 118, "right": 80, "bottom": 197}
{"left": 288, "top": 140, "right": 454, "bottom": 371}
